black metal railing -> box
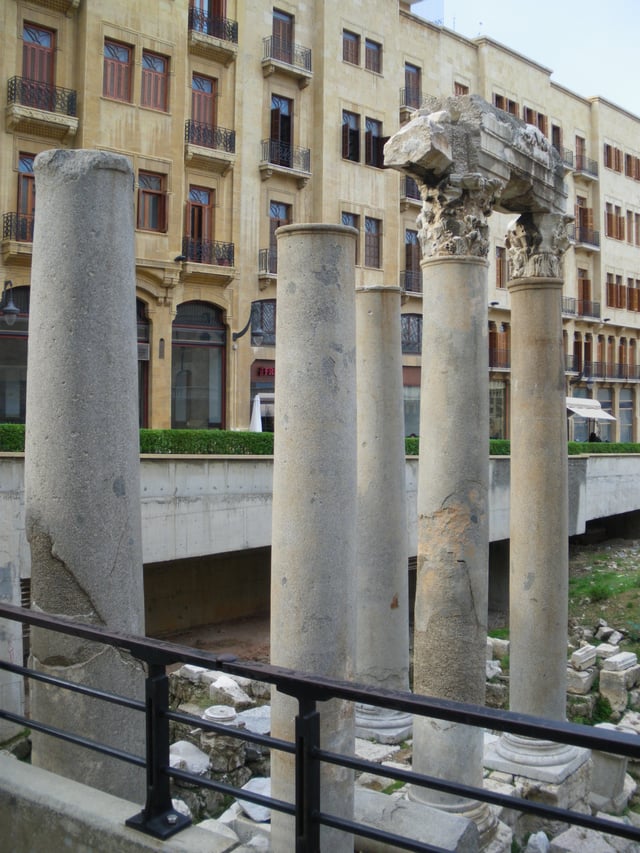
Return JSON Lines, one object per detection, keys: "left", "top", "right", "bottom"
{"left": 489, "top": 348, "right": 510, "bottom": 369}
{"left": 399, "top": 87, "right": 422, "bottom": 109}
{"left": 557, "top": 147, "right": 574, "bottom": 168}
{"left": 259, "top": 248, "right": 278, "bottom": 275}
{"left": 184, "top": 120, "right": 236, "bottom": 153}
{"left": 262, "top": 36, "right": 312, "bottom": 72}
{"left": 577, "top": 299, "right": 601, "bottom": 318}
{"left": 569, "top": 225, "right": 600, "bottom": 247}
{"left": 2, "top": 601, "right": 640, "bottom": 850}
{"left": 574, "top": 154, "right": 599, "bottom": 178}
{"left": 7, "top": 76, "right": 77, "bottom": 116}
{"left": 2, "top": 212, "right": 34, "bottom": 242}
{"left": 562, "top": 297, "right": 577, "bottom": 315}
{"left": 401, "top": 176, "right": 421, "bottom": 201}
{"left": 400, "top": 270, "right": 423, "bottom": 293}
{"left": 564, "top": 353, "right": 578, "bottom": 372}
{"left": 187, "top": 9, "right": 238, "bottom": 43}
{"left": 181, "top": 237, "right": 234, "bottom": 267}
{"left": 261, "top": 139, "right": 310, "bottom": 173}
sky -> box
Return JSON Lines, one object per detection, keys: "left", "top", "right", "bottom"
{"left": 411, "top": 0, "right": 640, "bottom": 117}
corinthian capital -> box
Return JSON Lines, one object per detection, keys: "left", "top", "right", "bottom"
{"left": 505, "top": 213, "right": 572, "bottom": 279}
{"left": 417, "top": 173, "right": 504, "bottom": 258}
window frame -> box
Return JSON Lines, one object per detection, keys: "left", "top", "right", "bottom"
{"left": 364, "top": 216, "right": 382, "bottom": 268}
{"left": 342, "top": 110, "right": 360, "bottom": 162}
{"left": 342, "top": 30, "right": 360, "bottom": 65}
{"left": 141, "top": 50, "right": 169, "bottom": 112}
{"left": 365, "top": 38, "right": 382, "bottom": 73}
{"left": 103, "top": 38, "right": 133, "bottom": 102}
{"left": 137, "top": 171, "right": 167, "bottom": 233}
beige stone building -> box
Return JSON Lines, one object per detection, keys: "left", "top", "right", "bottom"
{"left": 2, "top": 0, "right": 639, "bottom": 441}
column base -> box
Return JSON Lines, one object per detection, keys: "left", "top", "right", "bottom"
{"left": 484, "top": 733, "right": 589, "bottom": 783}
{"left": 408, "top": 784, "right": 507, "bottom": 850}
{"left": 355, "top": 704, "right": 413, "bottom": 744}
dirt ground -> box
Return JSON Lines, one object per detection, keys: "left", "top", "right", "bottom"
{"left": 166, "top": 613, "right": 271, "bottom": 663}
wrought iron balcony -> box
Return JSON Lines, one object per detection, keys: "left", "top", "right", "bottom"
{"left": 489, "top": 348, "right": 510, "bottom": 369}
{"left": 181, "top": 237, "right": 234, "bottom": 267}
{"left": 400, "top": 270, "right": 422, "bottom": 294}
{"left": 260, "top": 140, "right": 311, "bottom": 186}
{"left": 2, "top": 212, "right": 34, "bottom": 243}
{"left": 574, "top": 154, "right": 598, "bottom": 179}
{"left": 554, "top": 147, "right": 575, "bottom": 169}
{"left": 188, "top": 9, "right": 238, "bottom": 43}
{"left": 570, "top": 225, "right": 600, "bottom": 248}
{"left": 400, "top": 176, "right": 421, "bottom": 209}
{"left": 184, "top": 120, "right": 235, "bottom": 153}
{"left": 565, "top": 353, "right": 578, "bottom": 372}
{"left": 577, "top": 299, "right": 601, "bottom": 319}
{"left": 399, "top": 87, "right": 422, "bottom": 110}
{"left": 7, "top": 76, "right": 77, "bottom": 116}
{"left": 262, "top": 37, "right": 311, "bottom": 71}
{"left": 258, "top": 248, "right": 278, "bottom": 276}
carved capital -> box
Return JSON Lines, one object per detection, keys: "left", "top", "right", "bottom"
{"left": 505, "top": 213, "right": 572, "bottom": 279}
{"left": 417, "top": 173, "right": 504, "bottom": 258}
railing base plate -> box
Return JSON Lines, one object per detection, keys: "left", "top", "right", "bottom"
{"left": 126, "top": 808, "right": 191, "bottom": 840}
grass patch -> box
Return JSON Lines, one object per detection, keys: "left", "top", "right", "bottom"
{"left": 382, "top": 779, "right": 406, "bottom": 795}
{"left": 488, "top": 628, "right": 510, "bottom": 640}
{"left": 569, "top": 570, "right": 640, "bottom": 603}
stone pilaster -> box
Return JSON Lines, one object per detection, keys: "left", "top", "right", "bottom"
{"left": 354, "top": 285, "right": 411, "bottom": 743}
{"left": 25, "top": 150, "right": 145, "bottom": 800}
{"left": 269, "top": 224, "right": 357, "bottom": 853}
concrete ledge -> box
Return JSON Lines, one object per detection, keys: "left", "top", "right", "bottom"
{"left": 0, "top": 753, "right": 238, "bottom": 852}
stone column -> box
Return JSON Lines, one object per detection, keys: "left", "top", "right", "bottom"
{"left": 408, "top": 183, "right": 498, "bottom": 844}
{"left": 270, "top": 224, "right": 357, "bottom": 853}
{"left": 486, "top": 213, "right": 587, "bottom": 779}
{"left": 25, "top": 150, "right": 145, "bottom": 800}
{"left": 354, "top": 285, "right": 411, "bottom": 743}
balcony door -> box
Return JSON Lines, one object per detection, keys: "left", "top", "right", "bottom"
{"left": 186, "top": 186, "right": 214, "bottom": 263}
{"left": 22, "top": 23, "right": 55, "bottom": 110}
{"left": 272, "top": 9, "right": 293, "bottom": 63}
{"left": 269, "top": 201, "right": 290, "bottom": 273}
{"left": 192, "top": 74, "right": 216, "bottom": 127}
{"left": 405, "top": 229, "right": 421, "bottom": 292}
{"left": 270, "top": 95, "right": 292, "bottom": 167}
{"left": 17, "top": 154, "right": 35, "bottom": 242}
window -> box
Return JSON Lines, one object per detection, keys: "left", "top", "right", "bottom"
{"left": 496, "top": 246, "right": 507, "bottom": 289}
{"left": 454, "top": 82, "right": 469, "bottom": 96}
{"left": 341, "top": 211, "right": 360, "bottom": 264}
{"left": 551, "top": 124, "right": 562, "bottom": 153}
{"left": 185, "top": 186, "right": 214, "bottom": 262}
{"left": 628, "top": 211, "right": 634, "bottom": 245}
{"left": 253, "top": 299, "right": 276, "bottom": 346}
{"left": 342, "top": 110, "right": 360, "bottom": 162}
{"left": 137, "top": 171, "right": 167, "bottom": 232}
{"left": 365, "top": 117, "right": 385, "bottom": 168}
{"left": 137, "top": 299, "right": 150, "bottom": 428}
{"left": 141, "top": 51, "right": 169, "bottom": 111}
{"left": 523, "top": 107, "right": 547, "bottom": 136}
{"left": 493, "top": 94, "right": 518, "bottom": 117}
{"left": 0, "top": 286, "right": 29, "bottom": 424}
{"left": 270, "top": 94, "right": 293, "bottom": 167}
{"left": 620, "top": 389, "right": 633, "bottom": 442}
{"left": 272, "top": 8, "right": 293, "bottom": 64}
{"left": 191, "top": 73, "right": 217, "bottom": 127}
{"left": 404, "top": 229, "right": 421, "bottom": 292}
{"left": 489, "top": 322, "right": 510, "bottom": 368}
{"left": 17, "top": 154, "right": 36, "bottom": 242}
{"left": 574, "top": 196, "right": 594, "bottom": 243}
{"left": 189, "top": 0, "right": 229, "bottom": 37}
{"left": 401, "top": 314, "right": 422, "bottom": 354}
{"left": 596, "top": 388, "right": 613, "bottom": 442}
{"left": 577, "top": 268, "right": 591, "bottom": 316}
{"left": 265, "top": 200, "right": 291, "bottom": 273}
{"left": 605, "top": 203, "right": 625, "bottom": 240}
{"left": 22, "top": 23, "right": 55, "bottom": 110}
{"left": 403, "top": 376, "right": 420, "bottom": 436}
{"left": 604, "top": 143, "right": 623, "bottom": 172}
{"left": 626, "top": 154, "right": 634, "bottom": 177}
{"left": 575, "top": 136, "right": 587, "bottom": 171}
{"left": 103, "top": 39, "right": 132, "bottom": 102}
{"left": 489, "top": 381, "right": 507, "bottom": 439}
{"left": 342, "top": 30, "right": 360, "bottom": 65}
{"left": 606, "top": 272, "right": 626, "bottom": 309}
{"left": 404, "top": 63, "right": 421, "bottom": 109}
{"left": 364, "top": 217, "right": 381, "bottom": 267}
{"left": 365, "top": 39, "right": 382, "bottom": 73}
{"left": 172, "top": 302, "right": 226, "bottom": 429}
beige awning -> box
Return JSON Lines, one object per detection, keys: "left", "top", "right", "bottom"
{"left": 566, "top": 397, "right": 616, "bottom": 421}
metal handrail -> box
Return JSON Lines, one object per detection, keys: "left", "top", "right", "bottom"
{"left": 7, "top": 76, "right": 77, "bottom": 116}
{"left": 261, "top": 139, "right": 311, "bottom": 172}
{"left": 184, "top": 120, "right": 236, "bottom": 153}
{"left": 262, "top": 36, "right": 312, "bottom": 72}
{"left": 187, "top": 9, "right": 238, "bottom": 43}
{"left": 2, "top": 601, "right": 640, "bottom": 849}
{"left": 181, "top": 237, "right": 234, "bottom": 266}
{"left": 2, "top": 212, "right": 34, "bottom": 242}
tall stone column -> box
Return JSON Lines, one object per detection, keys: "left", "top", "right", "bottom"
{"left": 354, "top": 285, "right": 411, "bottom": 743}
{"left": 486, "top": 213, "right": 587, "bottom": 779}
{"left": 25, "top": 150, "right": 145, "bottom": 800}
{"left": 409, "top": 184, "right": 498, "bottom": 844}
{"left": 270, "top": 224, "right": 357, "bottom": 853}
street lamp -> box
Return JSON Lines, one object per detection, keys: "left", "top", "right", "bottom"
{"left": 0, "top": 281, "right": 19, "bottom": 327}
{"left": 232, "top": 301, "right": 264, "bottom": 346}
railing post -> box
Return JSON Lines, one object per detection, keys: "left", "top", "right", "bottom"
{"left": 295, "top": 697, "right": 321, "bottom": 853}
{"left": 126, "top": 663, "right": 191, "bottom": 839}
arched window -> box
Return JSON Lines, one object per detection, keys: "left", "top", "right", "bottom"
{"left": 0, "top": 286, "right": 30, "bottom": 423}
{"left": 172, "top": 301, "right": 226, "bottom": 429}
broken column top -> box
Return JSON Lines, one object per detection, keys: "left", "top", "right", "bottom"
{"left": 384, "top": 94, "right": 567, "bottom": 215}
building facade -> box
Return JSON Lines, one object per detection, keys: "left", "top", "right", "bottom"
{"left": 1, "top": 0, "right": 639, "bottom": 440}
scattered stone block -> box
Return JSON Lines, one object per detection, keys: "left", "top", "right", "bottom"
{"left": 590, "top": 723, "right": 635, "bottom": 814}
{"left": 209, "top": 675, "right": 254, "bottom": 710}
{"left": 596, "top": 643, "right": 620, "bottom": 660}
{"left": 169, "top": 740, "right": 211, "bottom": 776}
{"left": 602, "top": 652, "right": 638, "bottom": 672}
{"left": 197, "top": 818, "right": 241, "bottom": 846}
{"left": 608, "top": 630, "right": 624, "bottom": 647}
{"left": 237, "top": 777, "right": 271, "bottom": 823}
{"left": 549, "top": 826, "right": 616, "bottom": 852}
{"left": 570, "top": 645, "right": 596, "bottom": 671}
{"left": 489, "top": 637, "right": 510, "bottom": 661}
{"left": 486, "top": 659, "right": 502, "bottom": 679}
{"left": 177, "top": 664, "right": 209, "bottom": 682}
{"left": 596, "top": 626, "right": 614, "bottom": 642}
{"left": 524, "top": 831, "right": 550, "bottom": 852}
{"left": 566, "top": 667, "right": 596, "bottom": 695}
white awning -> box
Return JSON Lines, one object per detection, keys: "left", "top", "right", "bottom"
{"left": 249, "top": 393, "right": 275, "bottom": 432}
{"left": 566, "top": 397, "right": 616, "bottom": 422}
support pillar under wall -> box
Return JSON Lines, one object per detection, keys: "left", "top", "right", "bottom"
{"left": 269, "top": 224, "right": 357, "bottom": 853}
{"left": 354, "top": 285, "right": 411, "bottom": 743}
{"left": 25, "top": 150, "right": 146, "bottom": 801}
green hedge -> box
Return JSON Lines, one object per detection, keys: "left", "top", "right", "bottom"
{"left": 1, "top": 424, "right": 640, "bottom": 457}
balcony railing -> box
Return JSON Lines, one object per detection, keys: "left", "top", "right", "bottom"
{"left": 181, "top": 237, "right": 234, "bottom": 267}
{"left": 187, "top": 9, "right": 238, "bottom": 43}
{"left": 577, "top": 299, "right": 601, "bottom": 319}
{"left": 489, "top": 348, "right": 510, "bottom": 369}
{"left": 262, "top": 37, "right": 311, "bottom": 72}
{"left": 2, "top": 601, "right": 640, "bottom": 850}
{"left": 400, "top": 270, "right": 422, "bottom": 293}
{"left": 184, "top": 120, "right": 235, "bottom": 153}
{"left": 565, "top": 353, "right": 578, "bottom": 372}
{"left": 574, "top": 154, "right": 599, "bottom": 178}
{"left": 556, "top": 147, "right": 574, "bottom": 169}
{"left": 570, "top": 225, "right": 600, "bottom": 248}
{"left": 2, "top": 212, "right": 34, "bottom": 243}
{"left": 7, "top": 76, "right": 77, "bottom": 116}
{"left": 261, "top": 139, "right": 310, "bottom": 173}
{"left": 401, "top": 176, "right": 421, "bottom": 201}
{"left": 259, "top": 248, "right": 277, "bottom": 276}
{"left": 399, "top": 87, "right": 422, "bottom": 109}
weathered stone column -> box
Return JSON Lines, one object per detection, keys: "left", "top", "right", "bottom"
{"left": 355, "top": 285, "right": 411, "bottom": 743}
{"left": 270, "top": 224, "right": 357, "bottom": 853}
{"left": 485, "top": 214, "right": 588, "bottom": 780}
{"left": 25, "top": 150, "right": 145, "bottom": 800}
